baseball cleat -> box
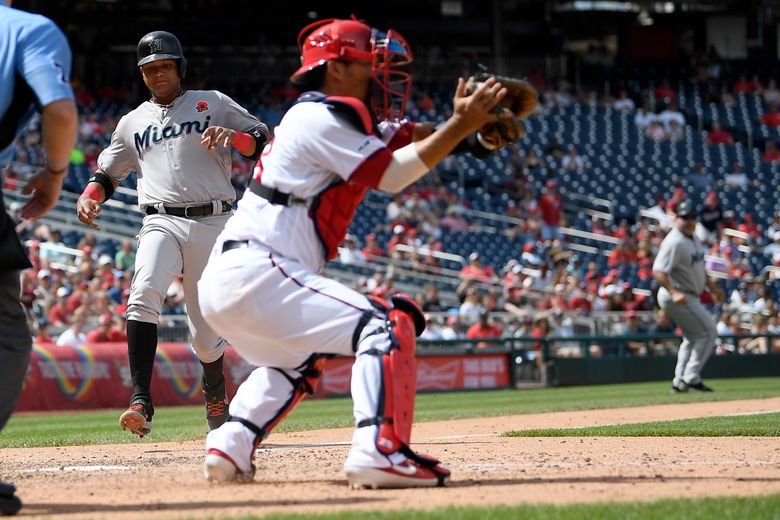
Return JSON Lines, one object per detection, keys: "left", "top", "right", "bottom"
{"left": 119, "top": 400, "right": 153, "bottom": 438}
{"left": 0, "top": 481, "right": 22, "bottom": 516}
{"left": 686, "top": 381, "right": 714, "bottom": 392}
{"left": 203, "top": 377, "right": 229, "bottom": 431}
{"left": 203, "top": 449, "right": 255, "bottom": 483}
{"left": 344, "top": 460, "right": 450, "bottom": 489}
{"left": 671, "top": 384, "right": 688, "bottom": 394}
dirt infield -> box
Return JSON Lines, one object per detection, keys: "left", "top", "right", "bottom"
{"left": 4, "top": 397, "right": 780, "bottom": 519}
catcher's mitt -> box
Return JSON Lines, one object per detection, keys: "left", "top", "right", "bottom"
{"left": 465, "top": 71, "right": 538, "bottom": 149}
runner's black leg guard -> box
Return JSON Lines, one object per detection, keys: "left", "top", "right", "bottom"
{"left": 127, "top": 320, "right": 158, "bottom": 414}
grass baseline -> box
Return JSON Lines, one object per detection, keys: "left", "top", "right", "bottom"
{"left": 3, "top": 377, "right": 779, "bottom": 448}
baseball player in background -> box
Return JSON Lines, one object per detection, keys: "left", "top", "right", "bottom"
{"left": 76, "top": 31, "right": 270, "bottom": 437}
{"left": 197, "top": 17, "right": 508, "bottom": 488}
{"left": 653, "top": 200, "right": 719, "bottom": 393}
{"left": 1, "top": 1, "right": 77, "bottom": 514}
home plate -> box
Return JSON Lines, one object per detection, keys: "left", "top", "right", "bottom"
{"left": 23, "top": 465, "right": 132, "bottom": 473}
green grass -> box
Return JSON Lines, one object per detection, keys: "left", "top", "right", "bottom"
{"left": 507, "top": 411, "right": 780, "bottom": 437}
{"left": 194, "top": 495, "right": 780, "bottom": 520}
{"left": 3, "top": 377, "right": 779, "bottom": 448}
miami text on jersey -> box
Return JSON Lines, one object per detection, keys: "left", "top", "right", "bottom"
{"left": 134, "top": 115, "right": 211, "bottom": 155}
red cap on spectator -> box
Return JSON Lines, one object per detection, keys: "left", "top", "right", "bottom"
{"left": 546, "top": 180, "right": 556, "bottom": 189}
{"left": 523, "top": 242, "right": 534, "bottom": 252}
{"left": 99, "top": 313, "right": 113, "bottom": 325}
{"left": 626, "top": 310, "right": 637, "bottom": 319}
{"left": 674, "top": 187, "right": 685, "bottom": 197}
{"left": 706, "top": 191, "right": 718, "bottom": 202}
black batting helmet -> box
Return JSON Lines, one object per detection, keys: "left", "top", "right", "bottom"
{"left": 137, "top": 31, "right": 187, "bottom": 79}
{"left": 674, "top": 200, "right": 698, "bottom": 219}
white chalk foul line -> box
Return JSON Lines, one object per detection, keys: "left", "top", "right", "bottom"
{"left": 23, "top": 465, "right": 132, "bottom": 473}
{"left": 255, "top": 409, "right": 780, "bottom": 454}
{"left": 724, "top": 409, "right": 780, "bottom": 417}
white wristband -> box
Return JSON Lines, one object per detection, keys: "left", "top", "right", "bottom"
{"left": 476, "top": 132, "right": 499, "bottom": 151}
{"left": 377, "top": 143, "right": 430, "bottom": 192}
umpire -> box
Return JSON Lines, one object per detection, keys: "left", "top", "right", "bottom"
{"left": 0, "top": 0, "right": 78, "bottom": 515}
{"left": 653, "top": 199, "right": 718, "bottom": 393}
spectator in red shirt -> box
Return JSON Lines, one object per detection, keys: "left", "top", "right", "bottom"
{"left": 706, "top": 121, "right": 733, "bottom": 145}
{"left": 732, "top": 74, "right": 757, "bottom": 94}
{"left": 466, "top": 311, "right": 503, "bottom": 348}
{"left": 612, "top": 219, "right": 631, "bottom": 240}
{"left": 539, "top": 180, "right": 563, "bottom": 243}
{"left": 583, "top": 261, "right": 601, "bottom": 283}
{"left": 637, "top": 257, "right": 654, "bottom": 281}
{"left": 667, "top": 187, "right": 686, "bottom": 215}
{"left": 48, "top": 287, "right": 72, "bottom": 326}
{"left": 459, "top": 252, "right": 498, "bottom": 284}
{"left": 759, "top": 106, "right": 780, "bottom": 127}
{"left": 361, "top": 233, "right": 385, "bottom": 261}
{"left": 738, "top": 213, "right": 761, "bottom": 239}
{"left": 607, "top": 239, "right": 638, "bottom": 267}
{"left": 763, "top": 141, "right": 780, "bottom": 162}
{"left": 654, "top": 80, "right": 677, "bottom": 103}
{"left": 87, "top": 313, "right": 117, "bottom": 343}
{"left": 33, "top": 320, "right": 54, "bottom": 344}
{"left": 386, "top": 224, "right": 407, "bottom": 254}
{"left": 567, "top": 289, "right": 593, "bottom": 313}
{"left": 112, "top": 314, "right": 128, "bottom": 342}
{"left": 67, "top": 283, "right": 89, "bottom": 314}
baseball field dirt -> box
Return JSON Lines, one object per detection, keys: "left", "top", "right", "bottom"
{"left": 4, "top": 397, "right": 780, "bottom": 519}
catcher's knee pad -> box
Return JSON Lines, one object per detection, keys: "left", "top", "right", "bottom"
{"left": 228, "top": 355, "right": 327, "bottom": 448}
{"left": 358, "top": 293, "right": 426, "bottom": 455}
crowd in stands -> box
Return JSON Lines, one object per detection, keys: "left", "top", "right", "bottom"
{"left": 4, "top": 62, "right": 780, "bottom": 358}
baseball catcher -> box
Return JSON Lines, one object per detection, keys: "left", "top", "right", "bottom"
{"left": 197, "top": 16, "right": 532, "bottom": 490}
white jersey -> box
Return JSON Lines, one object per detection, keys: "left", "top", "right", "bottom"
{"left": 97, "top": 90, "right": 264, "bottom": 210}
{"left": 222, "top": 99, "right": 405, "bottom": 273}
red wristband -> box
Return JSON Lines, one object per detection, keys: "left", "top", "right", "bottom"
{"left": 80, "top": 183, "right": 104, "bottom": 203}
{"left": 231, "top": 131, "right": 254, "bottom": 155}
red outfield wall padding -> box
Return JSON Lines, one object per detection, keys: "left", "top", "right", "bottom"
{"left": 16, "top": 342, "right": 510, "bottom": 412}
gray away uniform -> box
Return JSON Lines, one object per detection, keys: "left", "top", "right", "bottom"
{"left": 98, "top": 89, "right": 265, "bottom": 362}
{"left": 653, "top": 227, "right": 717, "bottom": 387}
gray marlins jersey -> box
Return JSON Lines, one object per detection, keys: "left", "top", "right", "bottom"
{"left": 652, "top": 227, "right": 706, "bottom": 295}
{"left": 97, "top": 90, "right": 265, "bottom": 209}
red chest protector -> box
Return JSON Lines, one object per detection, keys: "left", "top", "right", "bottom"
{"left": 303, "top": 93, "right": 381, "bottom": 261}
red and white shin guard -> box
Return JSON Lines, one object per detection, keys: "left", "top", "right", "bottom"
{"left": 346, "top": 295, "right": 450, "bottom": 489}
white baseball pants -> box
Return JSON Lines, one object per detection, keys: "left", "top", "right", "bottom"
{"left": 197, "top": 238, "right": 407, "bottom": 474}
{"left": 658, "top": 287, "right": 717, "bottom": 387}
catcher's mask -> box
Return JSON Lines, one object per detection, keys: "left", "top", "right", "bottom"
{"left": 290, "top": 17, "right": 413, "bottom": 121}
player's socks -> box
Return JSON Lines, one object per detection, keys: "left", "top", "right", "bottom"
{"left": 127, "top": 320, "right": 158, "bottom": 409}
{"left": 201, "top": 354, "right": 224, "bottom": 388}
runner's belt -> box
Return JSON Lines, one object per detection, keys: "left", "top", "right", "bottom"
{"left": 145, "top": 201, "right": 230, "bottom": 218}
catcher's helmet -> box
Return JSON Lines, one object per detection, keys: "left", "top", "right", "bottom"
{"left": 291, "top": 17, "right": 413, "bottom": 121}
{"left": 137, "top": 31, "right": 187, "bottom": 79}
